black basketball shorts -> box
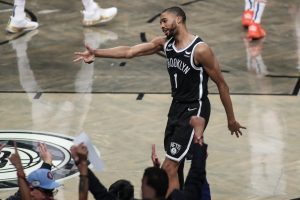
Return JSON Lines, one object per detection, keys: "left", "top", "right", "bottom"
{"left": 164, "top": 98, "right": 211, "bottom": 162}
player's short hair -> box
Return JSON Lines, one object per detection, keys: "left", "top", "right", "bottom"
{"left": 109, "top": 179, "right": 134, "bottom": 200}
{"left": 143, "top": 167, "right": 169, "bottom": 198}
{"left": 162, "top": 6, "right": 186, "bottom": 23}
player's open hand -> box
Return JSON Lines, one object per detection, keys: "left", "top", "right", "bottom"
{"left": 77, "top": 143, "right": 88, "bottom": 162}
{"left": 228, "top": 120, "right": 246, "bottom": 138}
{"left": 9, "top": 141, "right": 22, "bottom": 169}
{"left": 38, "top": 142, "right": 53, "bottom": 165}
{"left": 74, "top": 44, "right": 95, "bottom": 64}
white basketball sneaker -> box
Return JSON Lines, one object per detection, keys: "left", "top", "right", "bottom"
{"left": 82, "top": 5, "right": 117, "bottom": 26}
{"left": 6, "top": 16, "right": 39, "bottom": 33}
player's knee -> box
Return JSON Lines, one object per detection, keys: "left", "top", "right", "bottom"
{"left": 162, "top": 159, "right": 179, "bottom": 176}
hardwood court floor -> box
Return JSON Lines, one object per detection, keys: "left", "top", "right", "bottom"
{"left": 0, "top": 0, "right": 300, "bottom": 199}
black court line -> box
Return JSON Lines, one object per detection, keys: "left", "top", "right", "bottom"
{"left": 33, "top": 92, "right": 42, "bottom": 99}
{"left": 266, "top": 74, "right": 300, "bottom": 78}
{"left": 147, "top": 13, "right": 161, "bottom": 23}
{"left": 0, "top": 91, "right": 298, "bottom": 96}
{"left": 181, "top": 0, "right": 205, "bottom": 6}
{"left": 136, "top": 93, "right": 144, "bottom": 100}
{"left": 292, "top": 77, "right": 300, "bottom": 95}
{"left": 266, "top": 74, "right": 300, "bottom": 95}
{"left": 0, "top": 0, "right": 37, "bottom": 46}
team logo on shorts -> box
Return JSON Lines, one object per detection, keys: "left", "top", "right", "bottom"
{"left": 170, "top": 142, "right": 181, "bottom": 155}
{"left": 0, "top": 130, "right": 78, "bottom": 190}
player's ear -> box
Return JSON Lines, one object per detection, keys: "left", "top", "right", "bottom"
{"left": 176, "top": 16, "right": 182, "bottom": 24}
{"left": 176, "top": 16, "right": 181, "bottom": 24}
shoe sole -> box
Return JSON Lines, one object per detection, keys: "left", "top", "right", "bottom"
{"left": 247, "top": 25, "right": 266, "bottom": 40}
{"left": 82, "top": 14, "right": 117, "bottom": 26}
{"left": 6, "top": 25, "right": 38, "bottom": 34}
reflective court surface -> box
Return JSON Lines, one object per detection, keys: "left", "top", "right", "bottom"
{"left": 0, "top": 0, "right": 300, "bottom": 199}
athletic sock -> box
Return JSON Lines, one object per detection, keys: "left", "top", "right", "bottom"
{"left": 13, "top": 0, "right": 26, "bottom": 20}
{"left": 81, "top": 0, "right": 98, "bottom": 13}
{"left": 253, "top": 0, "right": 267, "bottom": 24}
{"left": 245, "top": 0, "right": 255, "bottom": 11}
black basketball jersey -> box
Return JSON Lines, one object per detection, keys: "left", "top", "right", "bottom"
{"left": 164, "top": 36, "right": 209, "bottom": 101}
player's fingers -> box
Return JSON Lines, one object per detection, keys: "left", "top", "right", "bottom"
{"left": 74, "top": 52, "right": 84, "bottom": 56}
{"left": 199, "top": 138, "right": 203, "bottom": 146}
{"left": 40, "top": 143, "right": 46, "bottom": 151}
{"left": 85, "top": 59, "right": 94, "bottom": 64}
{"left": 152, "top": 144, "right": 156, "bottom": 153}
{"left": 238, "top": 130, "right": 243, "bottom": 136}
{"left": 73, "top": 57, "right": 83, "bottom": 62}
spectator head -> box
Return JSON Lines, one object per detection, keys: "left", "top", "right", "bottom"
{"left": 109, "top": 179, "right": 134, "bottom": 200}
{"left": 27, "top": 168, "right": 60, "bottom": 199}
{"left": 141, "top": 167, "right": 169, "bottom": 200}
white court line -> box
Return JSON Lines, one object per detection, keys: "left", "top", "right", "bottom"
{"left": 38, "top": 9, "right": 60, "bottom": 14}
{"left": 0, "top": 9, "right": 12, "bottom": 13}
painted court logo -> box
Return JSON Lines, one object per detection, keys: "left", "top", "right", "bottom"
{"left": 0, "top": 131, "right": 78, "bottom": 190}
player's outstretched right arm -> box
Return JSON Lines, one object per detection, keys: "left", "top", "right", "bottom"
{"left": 74, "top": 36, "right": 166, "bottom": 64}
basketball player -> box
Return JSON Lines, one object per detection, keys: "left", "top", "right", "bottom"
{"left": 74, "top": 6, "right": 246, "bottom": 197}
{"left": 242, "top": 0, "right": 267, "bottom": 39}
{"left": 6, "top": 0, "right": 117, "bottom": 33}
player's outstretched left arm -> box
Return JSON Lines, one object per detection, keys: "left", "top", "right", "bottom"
{"left": 74, "top": 36, "right": 166, "bottom": 64}
{"left": 194, "top": 43, "right": 246, "bottom": 137}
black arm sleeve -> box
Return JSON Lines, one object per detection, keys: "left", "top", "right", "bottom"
{"left": 5, "top": 190, "right": 21, "bottom": 200}
{"left": 40, "top": 162, "right": 52, "bottom": 170}
{"left": 88, "top": 168, "right": 116, "bottom": 200}
{"left": 182, "top": 143, "right": 208, "bottom": 200}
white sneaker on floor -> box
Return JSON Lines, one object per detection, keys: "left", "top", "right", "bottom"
{"left": 6, "top": 16, "right": 39, "bottom": 33}
{"left": 82, "top": 5, "right": 117, "bottom": 26}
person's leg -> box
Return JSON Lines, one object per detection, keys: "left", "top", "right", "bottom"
{"left": 161, "top": 158, "right": 180, "bottom": 197}
{"left": 81, "top": 0, "right": 117, "bottom": 26}
{"left": 6, "top": 0, "right": 38, "bottom": 33}
{"left": 247, "top": 0, "right": 267, "bottom": 39}
{"left": 177, "top": 160, "right": 185, "bottom": 190}
{"left": 13, "top": 0, "right": 26, "bottom": 20}
{"left": 242, "top": 0, "right": 255, "bottom": 27}
{"left": 244, "top": 0, "right": 255, "bottom": 11}
{"left": 253, "top": 0, "right": 267, "bottom": 24}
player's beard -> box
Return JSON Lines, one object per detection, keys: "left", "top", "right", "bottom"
{"left": 166, "top": 21, "right": 177, "bottom": 39}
